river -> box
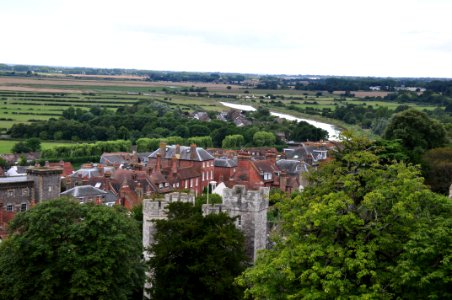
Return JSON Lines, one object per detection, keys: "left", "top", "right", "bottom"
{"left": 219, "top": 102, "right": 341, "bottom": 141}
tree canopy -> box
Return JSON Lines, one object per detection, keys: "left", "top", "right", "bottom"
{"left": 237, "top": 135, "right": 452, "bottom": 299}
{"left": 0, "top": 198, "right": 144, "bottom": 300}
{"left": 384, "top": 109, "right": 447, "bottom": 161}
{"left": 147, "top": 202, "right": 247, "bottom": 300}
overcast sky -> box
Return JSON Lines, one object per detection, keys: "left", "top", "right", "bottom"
{"left": 1, "top": 0, "right": 452, "bottom": 78}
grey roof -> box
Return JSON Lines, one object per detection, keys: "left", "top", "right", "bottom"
{"left": 149, "top": 145, "right": 214, "bottom": 161}
{"left": 214, "top": 158, "right": 238, "bottom": 168}
{"left": 61, "top": 185, "right": 108, "bottom": 198}
{"left": 70, "top": 166, "right": 115, "bottom": 179}
{"left": 276, "top": 159, "right": 308, "bottom": 175}
{"left": 105, "top": 191, "right": 118, "bottom": 203}
{"left": 137, "top": 152, "right": 152, "bottom": 163}
{"left": 100, "top": 154, "right": 128, "bottom": 165}
{"left": 0, "top": 176, "right": 30, "bottom": 184}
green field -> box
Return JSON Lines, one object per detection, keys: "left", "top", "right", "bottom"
{"left": 0, "top": 140, "right": 75, "bottom": 154}
{"left": 0, "top": 76, "right": 445, "bottom": 136}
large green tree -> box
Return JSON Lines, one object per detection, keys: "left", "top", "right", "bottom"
{"left": 147, "top": 202, "right": 247, "bottom": 300}
{"left": 237, "top": 135, "right": 452, "bottom": 299}
{"left": 0, "top": 198, "right": 144, "bottom": 299}
{"left": 384, "top": 109, "right": 447, "bottom": 161}
{"left": 422, "top": 147, "right": 452, "bottom": 195}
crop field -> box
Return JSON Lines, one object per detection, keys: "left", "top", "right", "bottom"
{"left": 0, "top": 75, "right": 444, "bottom": 136}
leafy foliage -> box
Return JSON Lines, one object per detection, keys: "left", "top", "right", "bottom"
{"left": 147, "top": 202, "right": 247, "bottom": 300}
{"left": 0, "top": 198, "right": 145, "bottom": 299}
{"left": 237, "top": 134, "right": 452, "bottom": 299}
{"left": 422, "top": 147, "right": 452, "bottom": 195}
{"left": 384, "top": 109, "right": 447, "bottom": 162}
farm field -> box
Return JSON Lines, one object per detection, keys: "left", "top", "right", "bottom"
{"left": 0, "top": 75, "right": 445, "bottom": 135}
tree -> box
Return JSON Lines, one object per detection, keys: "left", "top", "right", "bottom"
{"left": 384, "top": 109, "right": 447, "bottom": 161}
{"left": 222, "top": 134, "right": 245, "bottom": 149}
{"left": 11, "top": 141, "right": 30, "bottom": 153}
{"left": 147, "top": 202, "right": 247, "bottom": 300}
{"left": 0, "top": 198, "right": 144, "bottom": 299}
{"left": 422, "top": 147, "right": 452, "bottom": 195}
{"left": 237, "top": 134, "right": 452, "bottom": 299}
{"left": 252, "top": 131, "right": 276, "bottom": 147}
{"left": 25, "top": 137, "right": 41, "bottom": 152}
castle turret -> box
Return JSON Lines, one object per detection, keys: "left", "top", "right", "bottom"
{"left": 26, "top": 166, "right": 62, "bottom": 203}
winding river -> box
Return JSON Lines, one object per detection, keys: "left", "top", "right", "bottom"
{"left": 220, "top": 102, "right": 341, "bottom": 141}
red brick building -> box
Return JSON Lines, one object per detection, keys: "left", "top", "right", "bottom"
{"left": 147, "top": 143, "right": 214, "bottom": 195}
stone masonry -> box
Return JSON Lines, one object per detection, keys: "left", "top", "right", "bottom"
{"left": 143, "top": 186, "right": 269, "bottom": 263}
{"left": 26, "top": 167, "right": 62, "bottom": 202}
{"left": 202, "top": 185, "right": 269, "bottom": 261}
{"left": 143, "top": 192, "right": 196, "bottom": 254}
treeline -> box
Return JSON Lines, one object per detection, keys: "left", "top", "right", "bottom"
{"left": 40, "top": 140, "right": 131, "bottom": 160}
{"left": 8, "top": 100, "right": 329, "bottom": 147}
{"left": 254, "top": 75, "right": 452, "bottom": 93}
{"left": 147, "top": 72, "right": 246, "bottom": 83}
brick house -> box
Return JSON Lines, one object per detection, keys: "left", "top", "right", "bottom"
{"left": 147, "top": 143, "right": 215, "bottom": 195}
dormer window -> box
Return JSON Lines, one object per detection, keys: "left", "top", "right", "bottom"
{"left": 263, "top": 173, "right": 272, "bottom": 180}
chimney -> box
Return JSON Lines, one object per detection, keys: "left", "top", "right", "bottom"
{"left": 266, "top": 152, "right": 276, "bottom": 165}
{"left": 159, "top": 142, "right": 166, "bottom": 158}
{"left": 59, "top": 160, "right": 64, "bottom": 167}
{"left": 175, "top": 144, "right": 181, "bottom": 159}
{"left": 280, "top": 171, "right": 288, "bottom": 193}
{"left": 237, "top": 152, "right": 251, "bottom": 168}
{"left": 155, "top": 153, "right": 161, "bottom": 172}
{"left": 135, "top": 182, "right": 143, "bottom": 200}
{"left": 45, "top": 161, "right": 50, "bottom": 167}
{"left": 171, "top": 155, "right": 178, "bottom": 174}
{"left": 98, "top": 164, "right": 104, "bottom": 176}
{"left": 190, "top": 144, "right": 197, "bottom": 160}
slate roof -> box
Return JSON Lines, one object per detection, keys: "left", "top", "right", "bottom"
{"left": 214, "top": 158, "right": 238, "bottom": 168}
{"left": 100, "top": 153, "right": 129, "bottom": 165}
{"left": 61, "top": 185, "right": 108, "bottom": 198}
{"left": 70, "top": 166, "right": 115, "bottom": 179}
{"left": 276, "top": 159, "right": 308, "bottom": 175}
{"left": 253, "top": 160, "right": 277, "bottom": 174}
{"left": 149, "top": 145, "right": 214, "bottom": 161}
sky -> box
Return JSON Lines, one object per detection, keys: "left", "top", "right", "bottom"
{"left": 1, "top": 0, "right": 452, "bottom": 78}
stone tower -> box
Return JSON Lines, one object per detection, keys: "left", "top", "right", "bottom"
{"left": 26, "top": 167, "right": 62, "bottom": 203}
{"left": 143, "top": 192, "right": 196, "bottom": 251}
{"left": 202, "top": 185, "right": 270, "bottom": 261}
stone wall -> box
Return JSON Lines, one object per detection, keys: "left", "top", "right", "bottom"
{"left": 202, "top": 185, "right": 269, "bottom": 261}
{"left": 27, "top": 168, "right": 62, "bottom": 202}
{"left": 143, "top": 192, "right": 196, "bottom": 251}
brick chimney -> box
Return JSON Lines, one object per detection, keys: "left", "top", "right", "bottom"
{"left": 171, "top": 155, "right": 178, "bottom": 174}
{"left": 155, "top": 153, "right": 161, "bottom": 172}
{"left": 280, "top": 171, "right": 288, "bottom": 193}
{"left": 98, "top": 164, "right": 104, "bottom": 176}
{"left": 159, "top": 142, "right": 167, "bottom": 158}
{"left": 237, "top": 152, "right": 251, "bottom": 169}
{"left": 135, "top": 182, "right": 143, "bottom": 200}
{"left": 175, "top": 144, "right": 181, "bottom": 159}
{"left": 265, "top": 152, "right": 276, "bottom": 165}
{"left": 190, "top": 144, "right": 197, "bottom": 160}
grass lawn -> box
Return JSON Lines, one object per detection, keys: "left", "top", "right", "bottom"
{"left": 0, "top": 140, "right": 75, "bottom": 154}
